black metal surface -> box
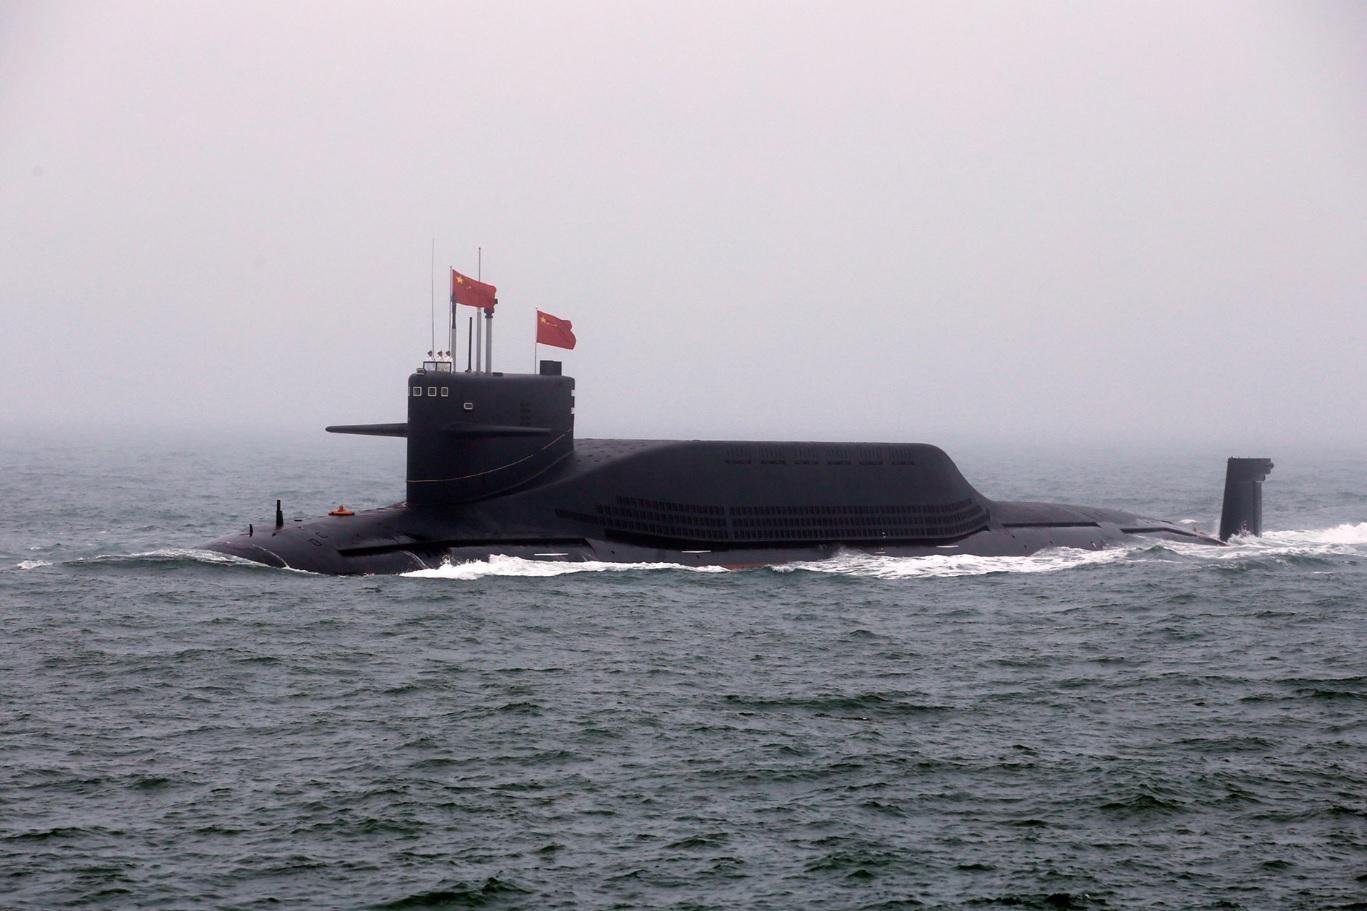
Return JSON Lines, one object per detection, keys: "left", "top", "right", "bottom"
{"left": 1219, "top": 457, "right": 1275, "bottom": 540}
{"left": 324, "top": 423, "right": 409, "bottom": 437}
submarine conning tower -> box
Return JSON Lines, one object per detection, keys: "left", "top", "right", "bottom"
{"left": 405, "top": 360, "right": 575, "bottom": 509}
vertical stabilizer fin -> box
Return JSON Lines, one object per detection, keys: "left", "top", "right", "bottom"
{"left": 1219, "top": 457, "right": 1274, "bottom": 540}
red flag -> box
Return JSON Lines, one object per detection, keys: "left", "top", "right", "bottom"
{"left": 450, "top": 269, "right": 497, "bottom": 310}
{"left": 536, "top": 309, "right": 576, "bottom": 350}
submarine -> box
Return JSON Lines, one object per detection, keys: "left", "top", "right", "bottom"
{"left": 205, "top": 356, "right": 1273, "bottom": 576}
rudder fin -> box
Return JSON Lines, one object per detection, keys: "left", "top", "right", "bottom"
{"left": 1219, "top": 457, "right": 1274, "bottom": 540}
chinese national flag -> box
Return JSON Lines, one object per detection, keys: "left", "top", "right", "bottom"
{"left": 536, "top": 309, "right": 576, "bottom": 349}
{"left": 450, "top": 269, "right": 497, "bottom": 310}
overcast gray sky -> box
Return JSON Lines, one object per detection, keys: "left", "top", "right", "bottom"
{"left": 2, "top": 1, "right": 1363, "bottom": 450}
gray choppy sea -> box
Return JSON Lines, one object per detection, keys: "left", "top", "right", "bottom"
{"left": 2, "top": 430, "right": 1365, "bottom": 910}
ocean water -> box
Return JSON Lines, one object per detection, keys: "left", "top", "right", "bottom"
{"left": 2, "top": 430, "right": 1364, "bottom": 910}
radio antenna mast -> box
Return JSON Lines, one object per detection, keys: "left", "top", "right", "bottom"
{"left": 429, "top": 237, "right": 436, "bottom": 355}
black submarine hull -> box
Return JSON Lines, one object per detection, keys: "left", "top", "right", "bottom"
{"left": 205, "top": 508, "right": 1215, "bottom": 576}
{"left": 204, "top": 364, "right": 1267, "bottom": 575}
{"left": 205, "top": 441, "right": 1229, "bottom": 575}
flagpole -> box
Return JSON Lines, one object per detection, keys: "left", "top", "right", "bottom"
{"left": 444, "top": 262, "right": 457, "bottom": 367}
{"left": 474, "top": 249, "right": 483, "bottom": 372}
{"left": 479, "top": 248, "right": 494, "bottom": 374}
{"left": 466, "top": 316, "right": 473, "bottom": 371}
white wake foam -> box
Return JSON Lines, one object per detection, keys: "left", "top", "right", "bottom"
{"left": 772, "top": 547, "right": 1129, "bottom": 579}
{"left": 1262, "top": 522, "right": 1367, "bottom": 547}
{"left": 16, "top": 560, "right": 53, "bottom": 570}
{"left": 405, "top": 554, "right": 730, "bottom": 580}
{"left": 1156, "top": 522, "right": 1367, "bottom": 561}
{"left": 404, "top": 548, "right": 1128, "bottom": 581}
{"left": 399, "top": 523, "right": 1365, "bottom": 581}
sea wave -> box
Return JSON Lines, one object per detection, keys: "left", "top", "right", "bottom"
{"left": 14, "top": 548, "right": 281, "bottom": 572}
{"left": 127, "top": 547, "right": 267, "bottom": 565}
